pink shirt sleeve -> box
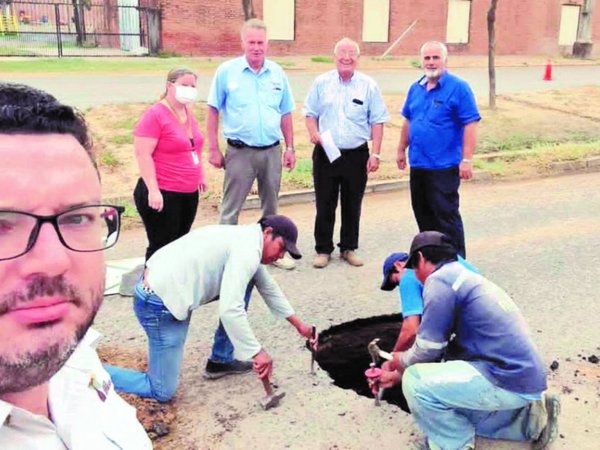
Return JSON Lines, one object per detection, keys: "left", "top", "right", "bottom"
{"left": 134, "top": 107, "right": 161, "bottom": 139}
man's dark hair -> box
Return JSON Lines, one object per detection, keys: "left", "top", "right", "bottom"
{"left": 418, "top": 245, "right": 458, "bottom": 266}
{"left": 0, "top": 83, "right": 95, "bottom": 169}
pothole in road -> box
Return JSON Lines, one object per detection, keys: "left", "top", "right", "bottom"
{"left": 316, "top": 313, "right": 410, "bottom": 412}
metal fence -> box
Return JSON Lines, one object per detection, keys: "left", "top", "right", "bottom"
{"left": 0, "top": 0, "right": 160, "bottom": 57}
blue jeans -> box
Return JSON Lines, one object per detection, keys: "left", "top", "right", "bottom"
{"left": 403, "top": 361, "right": 540, "bottom": 450}
{"left": 104, "top": 281, "right": 252, "bottom": 402}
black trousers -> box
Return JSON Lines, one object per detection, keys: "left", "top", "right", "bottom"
{"left": 312, "top": 143, "right": 369, "bottom": 254}
{"left": 409, "top": 167, "right": 466, "bottom": 257}
{"left": 133, "top": 178, "right": 199, "bottom": 261}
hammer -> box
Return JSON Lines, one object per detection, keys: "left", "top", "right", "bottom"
{"left": 259, "top": 376, "right": 286, "bottom": 410}
{"left": 367, "top": 338, "right": 393, "bottom": 362}
{"left": 367, "top": 338, "right": 393, "bottom": 406}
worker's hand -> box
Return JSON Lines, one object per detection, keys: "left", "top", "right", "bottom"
{"left": 459, "top": 160, "right": 473, "bottom": 180}
{"left": 148, "top": 189, "right": 163, "bottom": 212}
{"left": 381, "top": 360, "right": 394, "bottom": 372}
{"left": 366, "top": 155, "right": 380, "bottom": 173}
{"left": 396, "top": 151, "right": 407, "bottom": 170}
{"left": 378, "top": 369, "right": 402, "bottom": 389}
{"left": 209, "top": 149, "right": 225, "bottom": 169}
{"left": 297, "top": 323, "right": 318, "bottom": 352}
{"left": 283, "top": 149, "right": 296, "bottom": 171}
{"left": 253, "top": 349, "right": 273, "bottom": 380}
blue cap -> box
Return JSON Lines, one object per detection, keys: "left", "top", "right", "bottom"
{"left": 380, "top": 252, "right": 409, "bottom": 291}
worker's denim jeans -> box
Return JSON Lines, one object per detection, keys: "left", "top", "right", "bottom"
{"left": 105, "top": 281, "right": 252, "bottom": 402}
{"left": 403, "top": 361, "right": 541, "bottom": 450}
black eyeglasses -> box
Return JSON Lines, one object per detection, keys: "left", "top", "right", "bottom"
{"left": 0, "top": 205, "right": 125, "bottom": 261}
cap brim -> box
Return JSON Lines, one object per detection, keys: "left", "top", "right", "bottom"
{"left": 285, "top": 241, "right": 302, "bottom": 260}
{"left": 380, "top": 267, "right": 397, "bottom": 291}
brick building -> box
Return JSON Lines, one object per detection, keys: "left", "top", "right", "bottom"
{"left": 155, "top": 0, "right": 599, "bottom": 57}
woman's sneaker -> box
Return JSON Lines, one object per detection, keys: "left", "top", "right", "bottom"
{"left": 203, "top": 359, "right": 253, "bottom": 380}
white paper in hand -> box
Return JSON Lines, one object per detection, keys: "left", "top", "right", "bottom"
{"left": 320, "top": 130, "right": 341, "bottom": 163}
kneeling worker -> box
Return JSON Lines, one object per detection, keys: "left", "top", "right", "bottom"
{"left": 376, "top": 231, "right": 559, "bottom": 450}
{"left": 105, "top": 215, "right": 315, "bottom": 402}
{"left": 380, "top": 251, "right": 479, "bottom": 352}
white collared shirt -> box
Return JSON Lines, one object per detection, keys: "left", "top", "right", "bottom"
{"left": 0, "top": 329, "right": 152, "bottom": 449}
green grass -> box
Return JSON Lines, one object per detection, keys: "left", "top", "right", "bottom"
{"left": 410, "top": 59, "right": 421, "bottom": 69}
{"left": 275, "top": 60, "right": 296, "bottom": 68}
{"left": 109, "top": 134, "right": 133, "bottom": 145}
{"left": 100, "top": 151, "right": 120, "bottom": 168}
{"left": 0, "top": 57, "right": 222, "bottom": 74}
{"left": 311, "top": 55, "right": 333, "bottom": 63}
{"left": 112, "top": 117, "right": 137, "bottom": 130}
{"left": 474, "top": 140, "right": 600, "bottom": 177}
{"left": 282, "top": 158, "right": 313, "bottom": 189}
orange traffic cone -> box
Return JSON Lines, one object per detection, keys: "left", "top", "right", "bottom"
{"left": 543, "top": 59, "right": 553, "bottom": 81}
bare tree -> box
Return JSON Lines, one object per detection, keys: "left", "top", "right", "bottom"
{"left": 487, "top": 0, "right": 499, "bottom": 109}
{"left": 242, "top": 0, "right": 255, "bottom": 20}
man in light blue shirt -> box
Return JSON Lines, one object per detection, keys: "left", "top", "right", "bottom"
{"left": 206, "top": 19, "right": 296, "bottom": 239}
{"left": 304, "top": 38, "right": 389, "bottom": 269}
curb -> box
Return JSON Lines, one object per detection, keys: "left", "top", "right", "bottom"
{"left": 104, "top": 157, "right": 600, "bottom": 210}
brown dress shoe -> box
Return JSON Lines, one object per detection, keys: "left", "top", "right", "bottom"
{"left": 313, "top": 253, "right": 331, "bottom": 268}
{"left": 341, "top": 250, "right": 363, "bottom": 267}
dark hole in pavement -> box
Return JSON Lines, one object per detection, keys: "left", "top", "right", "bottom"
{"left": 316, "top": 313, "right": 410, "bottom": 413}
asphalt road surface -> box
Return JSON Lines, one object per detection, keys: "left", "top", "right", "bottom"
{"left": 97, "top": 172, "right": 600, "bottom": 449}
{"left": 5, "top": 65, "right": 600, "bottom": 109}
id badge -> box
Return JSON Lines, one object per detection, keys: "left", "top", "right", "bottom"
{"left": 191, "top": 151, "right": 199, "bottom": 165}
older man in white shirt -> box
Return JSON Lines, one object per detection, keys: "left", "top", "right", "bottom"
{"left": 304, "top": 37, "right": 389, "bottom": 269}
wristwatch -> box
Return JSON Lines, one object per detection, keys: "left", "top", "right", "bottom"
{"left": 370, "top": 153, "right": 381, "bottom": 160}
{"left": 286, "top": 146, "right": 295, "bottom": 153}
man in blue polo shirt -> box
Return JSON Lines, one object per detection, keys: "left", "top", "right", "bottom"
{"left": 375, "top": 232, "right": 560, "bottom": 450}
{"left": 206, "top": 19, "right": 297, "bottom": 269}
{"left": 397, "top": 41, "right": 480, "bottom": 257}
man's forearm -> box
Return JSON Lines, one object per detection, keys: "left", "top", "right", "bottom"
{"left": 281, "top": 113, "right": 294, "bottom": 148}
{"left": 462, "top": 121, "right": 478, "bottom": 161}
{"left": 371, "top": 123, "right": 383, "bottom": 155}
{"left": 398, "top": 120, "right": 410, "bottom": 154}
{"left": 305, "top": 116, "right": 319, "bottom": 137}
{"left": 393, "top": 316, "right": 420, "bottom": 352}
{"left": 206, "top": 106, "right": 220, "bottom": 150}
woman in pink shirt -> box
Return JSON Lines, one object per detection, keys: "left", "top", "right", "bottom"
{"left": 133, "top": 67, "right": 206, "bottom": 261}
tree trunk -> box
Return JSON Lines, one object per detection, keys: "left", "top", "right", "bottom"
{"left": 71, "top": 0, "right": 83, "bottom": 46}
{"left": 487, "top": 0, "right": 499, "bottom": 109}
{"left": 242, "top": 0, "right": 255, "bottom": 21}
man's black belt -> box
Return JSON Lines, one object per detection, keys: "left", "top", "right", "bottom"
{"left": 227, "top": 139, "right": 279, "bottom": 150}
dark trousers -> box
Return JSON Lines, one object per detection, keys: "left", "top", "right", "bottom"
{"left": 312, "top": 143, "right": 369, "bottom": 254}
{"left": 134, "top": 178, "right": 199, "bottom": 261}
{"left": 409, "top": 167, "right": 466, "bottom": 257}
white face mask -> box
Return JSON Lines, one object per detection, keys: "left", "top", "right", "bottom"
{"left": 174, "top": 85, "right": 198, "bottom": 104}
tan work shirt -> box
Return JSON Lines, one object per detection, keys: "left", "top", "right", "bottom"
{"left": 0, "top": 329, "right": 151, "bottom": 449}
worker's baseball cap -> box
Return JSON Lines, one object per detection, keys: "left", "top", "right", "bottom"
{"left": 380, "top": 252, "right": 409, "bottom": 291}
{"left": 405, "top": 231, "right": 457, "bottom": 268}
{"left": 260, "top": 215, "right": 302, "bottom": 259}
